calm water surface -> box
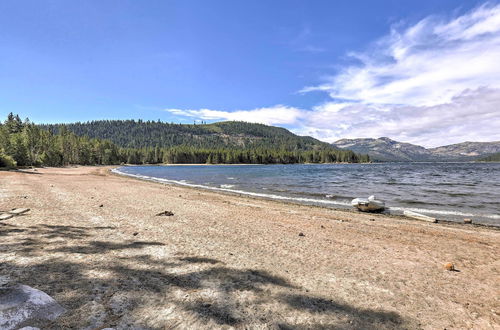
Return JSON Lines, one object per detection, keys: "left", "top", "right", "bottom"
{"left": 114, "top": 163, "right": 500, "bottom": 226}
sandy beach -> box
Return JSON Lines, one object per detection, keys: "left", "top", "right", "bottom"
{"left": 1, "top": 166, "right": 499, "bottom": 329}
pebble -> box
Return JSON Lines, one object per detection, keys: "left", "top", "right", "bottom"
{"left": 444, "top": 262, "right": 455, "bottom": 271}
{"left": 298, "top": 232, "right": 305, "bottom": 237}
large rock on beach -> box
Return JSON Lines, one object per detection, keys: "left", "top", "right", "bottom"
{"left": 0, "top": 276, "right": 65, "bottom": 330}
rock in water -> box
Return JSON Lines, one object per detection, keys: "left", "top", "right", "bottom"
{"left": 0, "top": 281, "right": 65, "bottom": 330}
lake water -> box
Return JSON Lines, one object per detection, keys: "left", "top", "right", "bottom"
{"left": 113, "top": 163, "right": 500, "bottom": 226}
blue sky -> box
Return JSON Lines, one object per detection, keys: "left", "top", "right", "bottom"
{"left": 1, "top": 0, "right": 499, "bottom": 146}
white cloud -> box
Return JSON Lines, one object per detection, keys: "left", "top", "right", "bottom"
{"left": 302, "top": 3, "right": 500, "bottom": 107}
{"left": 166, "top": 105, "right": 304, "bottom": 126}
{"left": 294, "top": 87, "right": 500, "bottom": 147}
{"left": 296, "top": 2, "right": 500, "bottom": 146}
{"left": 167, "top": 3, "right": 500, "bottom": 147}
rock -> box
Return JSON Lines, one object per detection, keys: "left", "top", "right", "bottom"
{"left": 133, "top": 232, "right": 138, "bottom": 236}
{"left": 0, "top": 282, "right": 65, "bottom": 330}
{"left": 0, "top": 276, "right": 13, "bottom": 289}
{"left": 99, "top": 204, "right": 104, "bottom": 207}
{"left": 298, "top": 232, "right": 305, "bottom": 237}
{"left": 156, "top": 211, "right": 174, "bottom": 216}
{"left": 444, "top": 262, "right": 455, "bottom": 271}
{"left": 464, "top": 218, "right": 473, "bottom": 224}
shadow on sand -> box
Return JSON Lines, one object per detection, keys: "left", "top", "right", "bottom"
{"left": 0, "top": 223, "right": 415, "bottom": 329}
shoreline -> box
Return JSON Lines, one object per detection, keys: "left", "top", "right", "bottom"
{"left": 111, "top": 166, "right": 500, "bottom": 229}
{"left": 1, "top": 166, "right": 499, "bottom": 329}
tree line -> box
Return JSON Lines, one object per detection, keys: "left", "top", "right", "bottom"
{"left": 1, "top": 113, "right": 369, "bottom": 168}
{"left": 478, "top": 152, "right": 500, "bottom": 162}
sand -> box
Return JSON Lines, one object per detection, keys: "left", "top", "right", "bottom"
{"left": 0, "top": 166, "right": 498, "bottom": 329}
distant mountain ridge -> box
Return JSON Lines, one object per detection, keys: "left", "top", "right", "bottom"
{"left": 332, "top": 137, "right": 500, "bottom": 162}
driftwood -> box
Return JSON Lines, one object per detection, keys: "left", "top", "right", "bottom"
{"left": 156, "top": 210, "right": 174, "bottom": 217}
{"left": 403, "top": 210, "right": 437, "bottom": 223}
{"left": 8, "top": 208, "right": 30, "bottom": 215}
{"left": 0, "top": 214, "right": 14, "bottom": 221}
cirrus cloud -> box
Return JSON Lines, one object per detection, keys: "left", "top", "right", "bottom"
{"left": 301, "top": 2, "right": 500, "bottom": 107}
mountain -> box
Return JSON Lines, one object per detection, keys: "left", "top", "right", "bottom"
{"left": 41, "top": 120, "right": 341, "bottom": 151}
{"left": 2, "top": 113, "right": 369, "bottom": 167}
{"left": 332, "top": 137, "right": 500, "bottom": 162}
{"left": 332, "top": 137, "right": 432, "bottom": 162}
{"left": 428, "top": 141, "right": 500, "bottom": 160}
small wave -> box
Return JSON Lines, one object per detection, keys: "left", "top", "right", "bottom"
{"left": 113, "top": 168, "right": 352, "bottom": 207}
{"left": 444, "top": 192, "right": 473, "bottom": 197}
{"left": 396, "top": 199, "right": 444, "bottom": 207}
{"left": 388, "top": 206, "right": 500, "bottom": 219}
{"left": 112, "top": 168, "right": 499, "bottom": 221}
{"left": 220, "top": 184, "right": 235, "bottom": 189}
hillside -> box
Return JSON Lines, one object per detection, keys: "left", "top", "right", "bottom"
{"left": 332, "top": 137, "right": 500, "bottom": 162}
{"left": 332, "top": 137, "right": 432, "bottom": 162}
{"left": 41, "top": 120, "right": 333, "bottom": 151}
{"left": 428, "top": 141, "right": 500, "bottom": 160}
{"left": 1, "top": 114, "right": 368, "bottom": 167}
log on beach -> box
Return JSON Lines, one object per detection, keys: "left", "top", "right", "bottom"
{"left": 8, "top": 208, "right": 30, "bottom": 215}
{"left": 403, "top": 210, "right": 437, "bottom": 223}
{"left": 0, "top": 213, "right": 14, "bottom": 221}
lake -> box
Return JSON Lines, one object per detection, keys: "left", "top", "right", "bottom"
{"left": 113, "top": 162, "right": 500, "bottom": 226}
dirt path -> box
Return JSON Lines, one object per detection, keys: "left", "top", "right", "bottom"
{"left": 0, "top": 166, "right": 498, "bottom": 329}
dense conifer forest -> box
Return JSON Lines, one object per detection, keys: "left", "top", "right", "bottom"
{"left": 40, "top": 120, "right": 336, "bottom": 150}
{"left": 478, "top": 152, "right": 500, "bottom": 162}
{"left": 1, "top": 113, "right": 369, "bottom": 167}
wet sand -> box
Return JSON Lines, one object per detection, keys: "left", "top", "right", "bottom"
{"left": 0, "top": 166, "right": 498, "bottom": 329}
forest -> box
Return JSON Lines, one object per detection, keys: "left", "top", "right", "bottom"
{"left": 41, "top": 119, "right": 337, "bottom": 150}
{"left": 478, "top": 152, "right": 500, "bottom": 162}
{"left": 1, "top": 113, "right": 369, "bottom": 167}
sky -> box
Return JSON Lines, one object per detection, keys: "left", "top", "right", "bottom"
{"left": 1, "top": 0, "right": 499, "bottom": 147}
